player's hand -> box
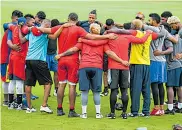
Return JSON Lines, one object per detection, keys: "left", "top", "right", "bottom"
{"left": 153, "top": 50, "right": 163, "bottom": 56}
{"left": 55, "top": 54, "right": 61, "bottom": 60}
{"left": 12, "top": 44, "right": 21, "bottom": 52}
{"left": 78, "top": 38, "right": 82, "bottom": 43}
{"left": 146, "top": 30, "right": 153, "bottom": 34}
{"left": 103, "top": 30, "right": 108, "bottom": 35}
{"left": 62, "top": 23, "right": 75, "bottom": 28}
{"left": 121, "top": 60, "right": 130, "bottom": 66}
{"left": 174, "top": 53, "right": 182, "bottom": 60}
{"left": 107, "top": 33, "right": 118, "bottom": 39}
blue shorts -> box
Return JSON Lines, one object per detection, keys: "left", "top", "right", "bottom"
{"left": 46, "top": 54, "right": 58, "bottom": 72}
{"left": 150, "top": 61, "right": 167, "bottom": 83}
{"left": 79, "top": 68, "right": 102, "bottom": 92}
{"left": 0, "top": 63, "right": 9, "bottom": 82}
{"left": 166, "top": 67, "right": 182, "bottom": 87}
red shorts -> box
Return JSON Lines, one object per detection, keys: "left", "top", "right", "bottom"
{"left": 58, "top": 58, "right": 79, "bottom": 83}
{"left": 8, "top": 54, "right": 26, "bottom": 80}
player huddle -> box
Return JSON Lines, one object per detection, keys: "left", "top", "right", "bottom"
{"left": 1, "top": 9, "right": 182, "bottom": 119}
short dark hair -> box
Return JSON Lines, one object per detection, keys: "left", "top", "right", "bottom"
{"left": 123, "top": 22, "right": 131, "bottom": 30}
{"left": 161, "top": 23, "right": 171, "bottom": 33}
{"left": 68, "top": 13, "right": 78, "bottom": 21}
{"left": 24, "top": 14, "right": 34, "bottom": 19}
{"left": 51, "top": 19, "right": 60, "bottom": 27}
{"left": 161, "top": 11, "right": 173, "bottom": 18}
{"left": 149, "top": 13, "right": 161, "bottom": 24}
{"left": 12, "top": 10, "right": 23, "bottom": 17}
{"left": 106, "top": 19, "right": 114, "bottom": 26}
{"left": 36, "top": 11, "right": 46, "bottom": 20}
{"left": 90, "top": 10, "right": 97, "bottom": 15}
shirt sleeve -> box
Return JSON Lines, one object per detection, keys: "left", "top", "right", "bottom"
{"left": 130, "top": 30, "right": 137, "bottom": 36}
{"left": 104, "top": 44, "right": 111, "bottom": 52}
{"left": 51, "top": 25, "right": 61, "bottom": 34}
{"left": 152, "top": 32, "right": 159, "bottom": 40}
{"left": 75, "top": 42, "right": 83, "bottom": 50}
{"left": 143, "top": 25, "right": 158, "bottom": 32}
{"left": 126, "top": 32, "right": 150, "bottom": 44}
{"left": 164, "top": 39, "right": 173, "bottom": 48}
{"left": 7, "top": 30, "right": 12, "bottom": 40}
{"left": 78, "top": 27, "right": 88, "bottom": 37}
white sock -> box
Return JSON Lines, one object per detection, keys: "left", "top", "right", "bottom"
{"left": 168, "top": 104, "right": 173, "bottom": 110}
{"left": 82, "top": 105, "right": 87, "bottom": 114}
{"left": 95, "top": 105, "right": 100, "bottom": 114}
{"left": 178, "top": 103, "right": 182, "bottom": 109}
{"left": 2, "top": 82, "right": 9, "bottom": 94}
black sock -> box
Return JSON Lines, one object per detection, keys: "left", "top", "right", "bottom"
{"left": 17, "top": 94, "right": 22, "bottom": 104}
{"left": 9, "top": 94, "right": 14, "bottom": 103}
{"left": 120, "top": 88, "right": 129, "bottom": 113}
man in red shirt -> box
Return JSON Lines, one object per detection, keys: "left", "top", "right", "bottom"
{"left": 55, "top": 23, "right": 126, "bottom": 119}
{"left": 4, "top": 17, "right": 29, "bottom": 110}
{"left": 1, "top": 10, "right": 23, "bottom": 106}
{"left": 38, "top": 12, "right": 117, "bottom": 117}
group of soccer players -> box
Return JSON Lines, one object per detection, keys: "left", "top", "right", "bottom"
{"left": 1, "top": 9, "right": 182, "bottom": 119}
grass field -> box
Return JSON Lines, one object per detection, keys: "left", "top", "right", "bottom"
{"left": 1, "top": 1, "right": 182, "bottom": 130}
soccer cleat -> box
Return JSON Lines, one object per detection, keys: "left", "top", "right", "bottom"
{"left": 16, "top": 104, "right": 23, "bottom": 110}
{"left": 128, "top": 113, "right": 138, "bottom": 117}
{"left": 115, "top": 103, "right": 123, "bottom": 111}
{"left": 80, "top": 113, "right": 87, "bottom": 119}
{"left": 150, "top": 108, "right": 161, "bottom": 116}
{"left": 139, "top": 113, "right": 150, "bottom": 118}
{"left": 76, "top": 92, "right": 81, "bottom": 97}
{"left": 165, "top": 109, "right": 175, "bottom": 115}
{"left": 175, "top": 108, "right": 182, "bottom": 113}
{"left": 31, "top": 94, "right": 39, "bottom": 100}
{"left": 160, "top": 109, "right": 165, "bottom": 115}
{"left": 106, "top": 113, "right": 116, "bottom": 119}
{"left": 53, "top": 90, "right": 57, "bottom": 97}
{"left": 40, "top": 105, "right": 53, "bottom": 114}
{"left": 68, "top": 110, "right": 80, "bottom": 117}
{"left": 2, "top": 101, "right": 8, "bottom": 106}
{"left": 100, "top": 88, "right": 109, "bottom": 96}
{"left": 57, "top": 108, "right": 65, "bottom": 116}
{"left": 121, "top": 112, "right": 127, "bottom": 119}
{"left": 8, "top": 102, "right": 15, "bottom": 109}
{"left": 96, "top": 113, "right": 103, "bottom": 119}
{"left": 26, "top": 107, "right": 37, "bottom": 113}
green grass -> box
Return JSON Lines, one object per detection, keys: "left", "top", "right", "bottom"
{"left": 1, "top": 1, "right": 182, "bottom": 130}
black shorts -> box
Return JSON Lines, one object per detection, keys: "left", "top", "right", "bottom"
{"left": 110, "top": 69, "right": 129, "bottom": 89}
{"left": 25, "top": 60, "right": 53, "bottom": 86}
{"left": 103, "top": 53, "right": 108, "bottom": 72}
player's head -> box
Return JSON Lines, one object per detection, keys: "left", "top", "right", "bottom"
{"left": 135, "top": 12, "right": 145, "bottom": 22}
{"left": 88, "top": 10, "right": 97, "bottom": 24}
{"left": 167, "top": 16, "right": 181, "bottom": 31}
{"left": 161, "top": 23, "right": 171, "bottom": 33}
{"left": 131, "top": 19, "right": 143, "bottom": 30}
{"left": 11, "top": 10, "right": 23, "bottom": 22}
{"left": 18, "top": 17, "right": 27, "bottom": 27}
{"left": 148, "top": 13, "right": 161, "bottom": 26}
{"left": 24, "top": 14, "right": 34, "bottom": 19}
{"left": 161, "top": 11, "right": 173, "bottom": 24}
{"left": 26, "top": 17, "right": 35, "bottom": 27}
{"left": 105, "top": 18, "right": 114, "bottom": 30}
{"left": 35, "top": 11, "right": 46, "bottom": 25}
{"left": 89, "top": 23, "right": 101, "bottom": 34}
{"left": 41, "top": 19, "right": 51, "bottom": 28}
{"left": 51, "top": 19, "right": 60, "bottom": 27}
{"left": 123, "top": 22, "right": 131, "bottom": 30}
{"left": 68, "top": 12, "right": 78, "bottom": 23}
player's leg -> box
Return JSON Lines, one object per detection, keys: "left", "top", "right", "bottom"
{"left": 91, "top": 68, "right": 103, "bottom": 118}
{"left": 119, "top": 70, "right": 129, "bottom": 119}
{"left": 25, "top": 60, "right": 37, "bottom": 113}
{"left": 1, "top": 63, "right": 9, "bottom": 106}
{"left": 34, "top": 60, "right": 53, "bottom": 114}
{"left": 79, "top": 68, "right": 89, "bottom": 118}
{"left": 158, "top": 83, "right": 165, "bottom": 114}
{"left": 107, "top": 69, "right": 119, "bottom": 119}
{"left": 176, "top": 68, "right": 182, "bottom": 113}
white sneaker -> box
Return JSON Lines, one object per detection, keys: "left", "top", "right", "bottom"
{"left": 96, "top": 113, "right": 103, "bottom": 119}
{"left": 40, "top": 105, "right": 53, "bottom": 114}
{"left": 53, "top": 90, "right": 57, "bottom": 97}
{"left": 16, "top": 104, "right": 23, "bottom": 110}
{"left": 26, "top": 107, "right": 36, "bottom": 113}
{"left": 80, "top": 113, "right": 87, "bottom": 119}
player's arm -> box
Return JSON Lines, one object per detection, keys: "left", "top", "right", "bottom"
{"left": 104, "top": 45, "right": 129, "bottom": 66}
{"left": 127, "top": 31, "right": 151, "bottom": 44}
{"left": 114, "top": 23, "right": 123, "bottom": 28}
{"left": 7, "top": 30, "right": 21, "bottom": 51}
{"left": 55, "top": 47, "right": 79, "bottom": 60}
{"left": 37, "top": 27, "right": 52, "bottom": 34}
{"left": 19, "top": 29, "right": 28, "bottom": 43}
{"left": 79, "top": 38, "right": 108, "bottom": 47}
{"left": 106, "top": 29, "right": 135, "bottom": 35}
{"left": 85, "top": 33, "right": 117, "bottom": 40}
